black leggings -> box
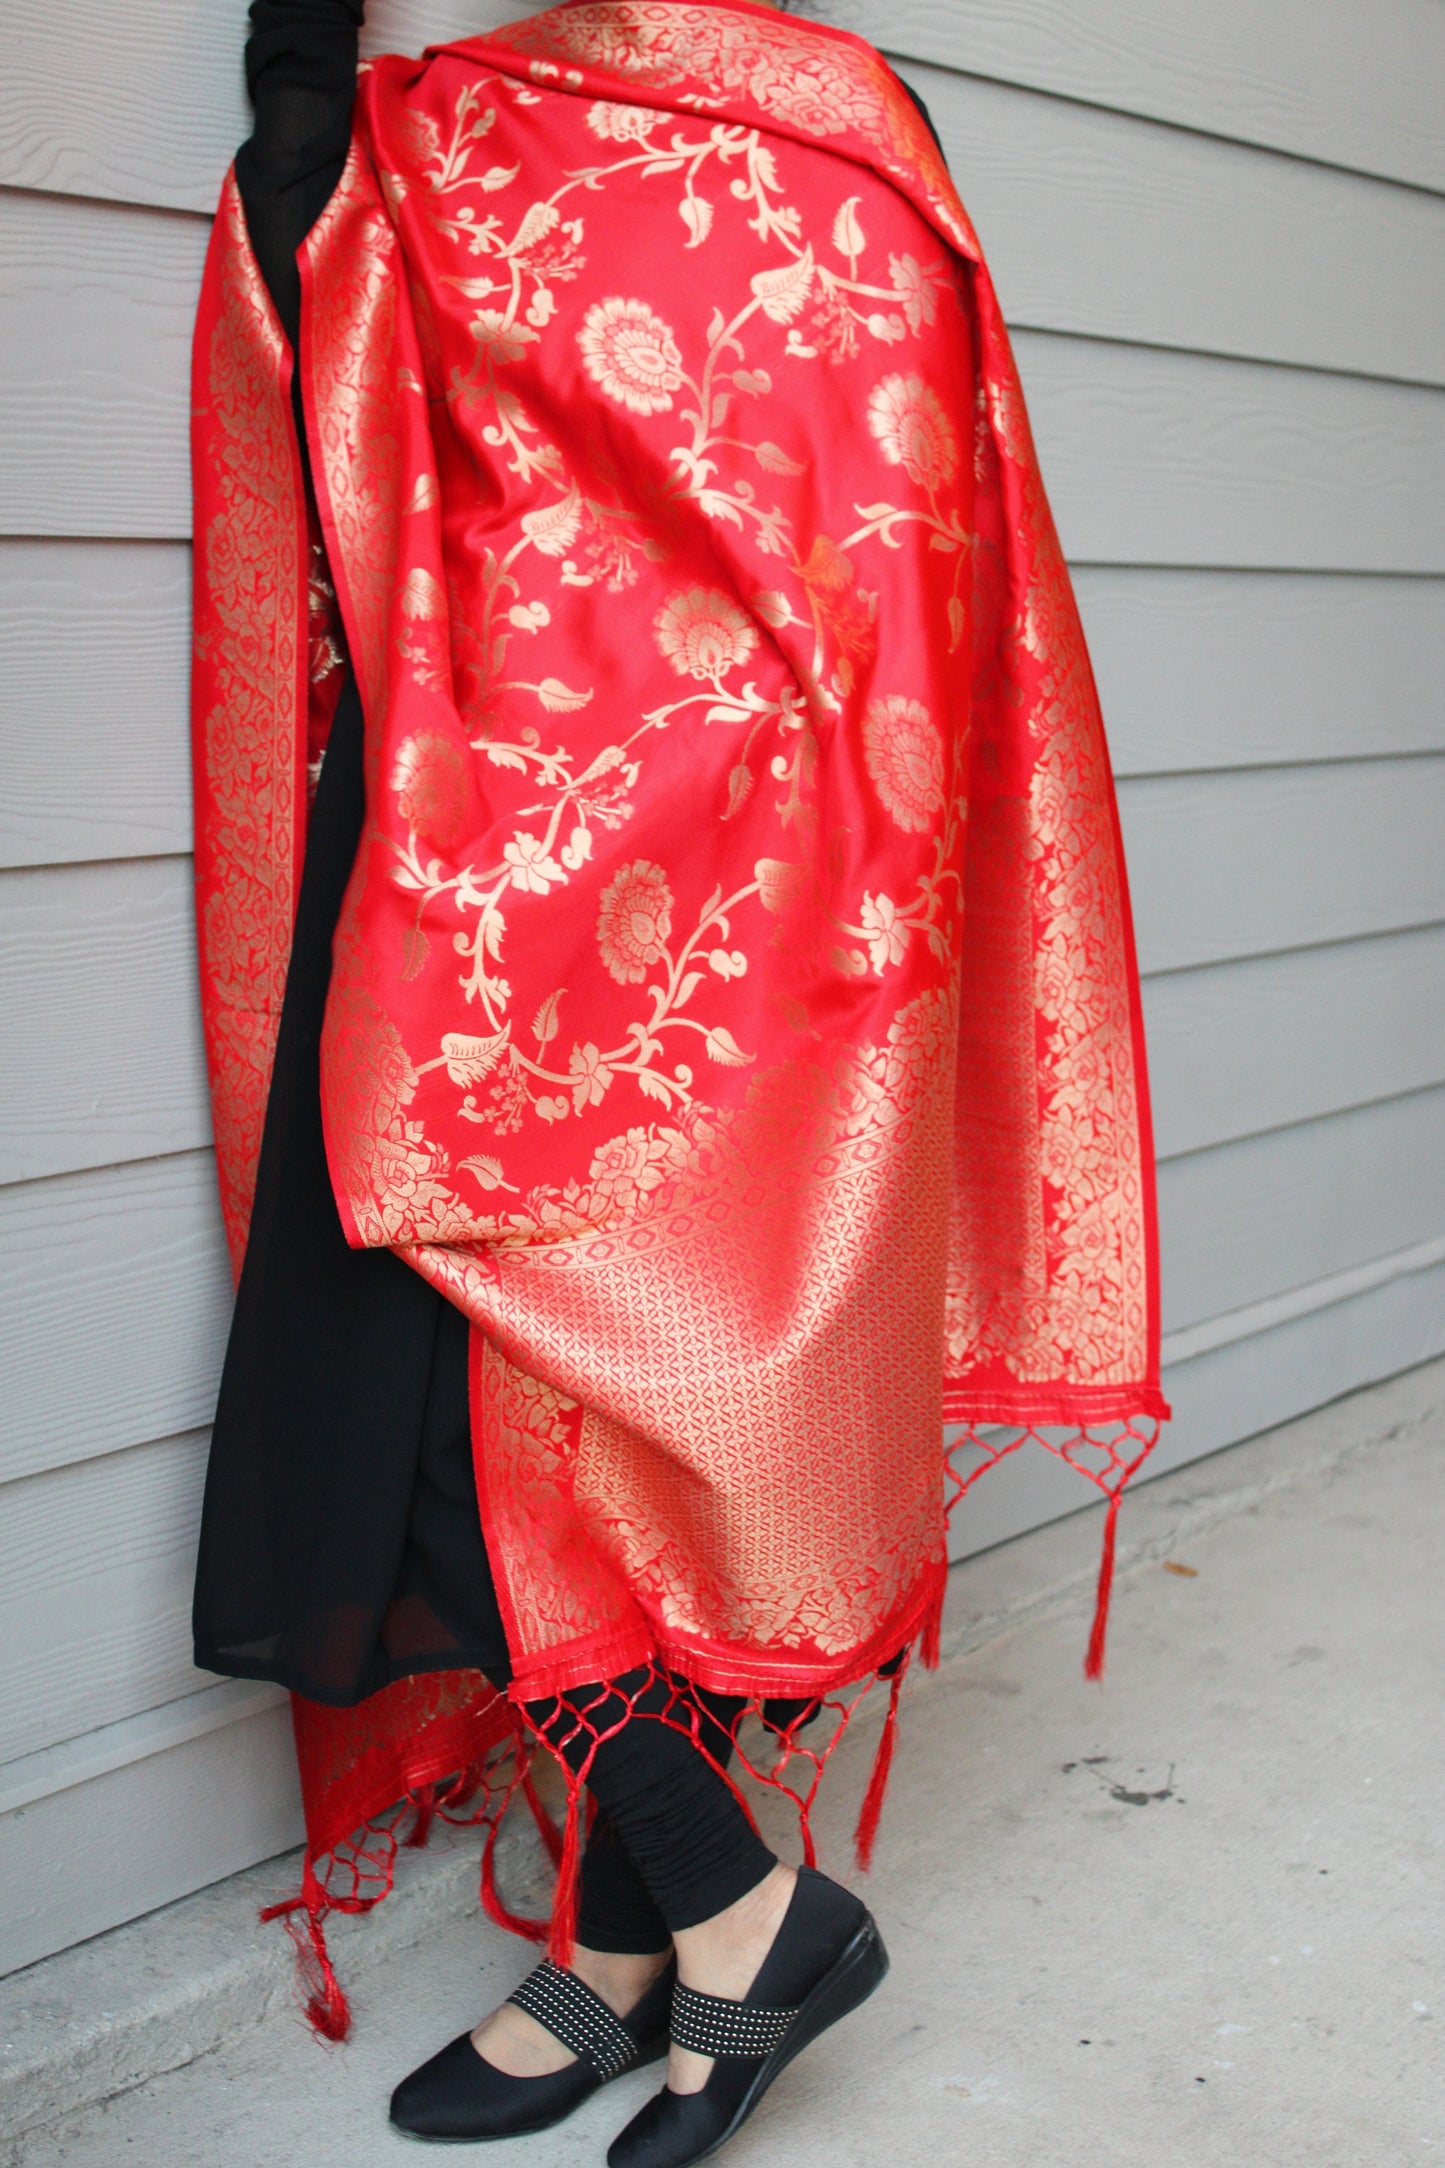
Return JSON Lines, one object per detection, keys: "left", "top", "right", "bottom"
{"left": 521, "top": 1671, "right": 777, "bottom": 1952}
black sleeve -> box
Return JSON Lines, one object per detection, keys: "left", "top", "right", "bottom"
{"left": 234, "top": 0, "right": 366, "bottom": 353}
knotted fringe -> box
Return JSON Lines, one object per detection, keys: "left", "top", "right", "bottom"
{"left": 852, "top": 1663, "right": 905, "bottom": 1871}
{"left": 920, "top": 1563, "right": 946, "bottom": 1671}
{"left": 403, "top": 1779, "right": 441, "bottom": 1851}
{"left": 944, "top": 1418, "right": 1162, "bottom": 1679}
{"left": 260, "top": 1860, "right": 352, "bottom": 2042}
{"left": 268, "top": 1752, "right": 526, "bottom": 2041}
{"left": 1084, "top": 1489, "right": 1122, "bottom": 1681}
{"left": 478, "top": 1751, "right": 555, "bottom": 1946}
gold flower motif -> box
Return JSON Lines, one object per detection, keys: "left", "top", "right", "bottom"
{"left": 391, "top": 732, "right": 468, "bottom": 847}
{"left": 866, "top": 372, "right": 959, "bottom": 493}
{"left": 861, "top": 696, "right": 945, "bottom": 833}
{"left": 887, "top": 252, "right": 941, "bottom": 333}
{"left": 503, "top": 832, "right": 565, "bottom": 894}
{"left": 859, "top": 891, "right": 909, "bottom": 971}
{"left": 568, "top": 1041, "right": 612, "bottom": 1111}
{"left": 578, "top": 297, "right": 684, "bottom": 414}
{"left": 654, "top": 587, "right": 759, "bottom": 680}
{"left": 596, "top": 860, "right": 674, "bottom": 983}
{"left": 584, "top": 1126, "right": 672, "bottom": 1215}
{"left": 469, "top": 309, "right": 538, "bottom": 366}
{"left": 586, "top": 99, "right": 658, "bottom": 143}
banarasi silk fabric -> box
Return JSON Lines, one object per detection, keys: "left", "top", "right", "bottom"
{"left": 191, "top": 0, "right": 1167, "bottom": 2024}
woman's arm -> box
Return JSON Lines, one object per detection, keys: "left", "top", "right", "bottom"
{"left": 234, "top": 0, "right": 365, "bottom": 350}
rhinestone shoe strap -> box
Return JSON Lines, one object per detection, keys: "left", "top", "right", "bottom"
{"left": 506, "top": 1960, "right": 642, "bottom": 2081}
{"left": 669, "top": 1980, "right": 799, "bottom": 2060}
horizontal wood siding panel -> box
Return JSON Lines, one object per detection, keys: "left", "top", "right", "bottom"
{"left": 1119, "top": 756, "right": 1445, "bottom": 974}
{"left": 1151, "top": 1257, "right": 1445, "bottom": 1488}
{"left": 7, "top": 557, "right": 1443, "bottom": 879}
{"left": 1144, "top": 923, "right": 1445, "bottom": 1160}
{"left": 0, "top": 1700, "right": 302, "bottom": 1980}
{"left": 0, "top": 858, "right": 211, "bottom": 1185}
{"left": 6, "top": 0, "right": 1444, "bottom": 210}
{"left": 0, "top": 540, "right": 192, "bottom": 869}
{"left": 841, "top": 0, "right": 1445, "bottom": 194}
{"left": 0, "top": 1432, "right": 214, "bottom": 1767}
{"left": 7, "top": 191, "right": 1445, "bottom": 574}
{"left": 1158, "top": 1085, "right": 1445, "bottom": 1329}
{"left": 903, "top": 63, "right": 1445, "bottom": 384}
{"left": 0, "top": 0, "right": 514, "bottom": 214}
{"left": 0, "top": 1153, "right": 231, "bottom": 1487}
{"left": 0, "top": 192, "right": 207, "bottom": 541}
{"left": 1015, "top": 334, "right": 1445, "bottom": 575}
{"left": 1077, "top": 569, "right": 1445, "bottom": 776}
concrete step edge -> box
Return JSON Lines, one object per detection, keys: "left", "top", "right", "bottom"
{"left": 0, "top": 1797, "right": 552, "bottom": 2154}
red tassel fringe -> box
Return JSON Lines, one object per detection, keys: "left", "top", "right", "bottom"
{"left": 852, "top": 1665, "right": 903, "bottom": 1871}
{"left": 260, "top": 1870, "right": 351, "bottom": 2042}
{"left": 545, "top": 1776, "right": 584, "bottom": 1970}
{"left": 403, "top": 1781, "right": 440, "bottom": 1850}
{"left": 1084, "top": 1490, "right": 1121, "bottom": 1681}
{"left": 920, "top": 1564, "right": 945, "bottom": 1670}
{"left": 478, "top": 1755, "right": 552, "bottom": 1947}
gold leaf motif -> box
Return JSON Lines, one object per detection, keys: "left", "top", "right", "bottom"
{"left": 400, "top": 924, "right": 430, "bottom": 982}
{"left": 754, "top": 440, "right": 805, "bottom": 475}
{"left": 704, "top": 1025, "right": 752, "bottom": 1065}
{"left": 533, "top": 676, "right": 591, "bottom": 713}
{"left": 832, "top": 196, "right": 866, "bottom": 261}
{"left": 458, "top": 1153, "right": 512, "bottom": 1190}
{"left": 750, "top": 246, "right": 815, "bottom": 323}
{"left": 401, "top": 566, "right": 446, "bottom": 619}
{"left": 521, "top": 491, "right": 583, "bottom": 556}
{"left": 679, "top": 194, "right": 714, "bottom": 247}
{"left": 751, "top": 589, "right": 793, "bottom": 629}
{"left": 441, "top": 1030, "right": 509, "bottom": 1085}
{"left": 724, "top": 763, "right": 753, "bottom": 817}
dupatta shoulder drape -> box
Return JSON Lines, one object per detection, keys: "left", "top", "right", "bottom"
{"left": 192, "top": 0, "right": 1166, "bottom": 2033}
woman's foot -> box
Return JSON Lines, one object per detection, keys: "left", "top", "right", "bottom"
{"left": 471, "top": 1944, "right": 672, "bottom": 2076}
{"left": 390, "top": 1948, "right": 676, "bottom": 2142}
{"left": 667, "top": 1862, "right": 796, "bottom": 2093}
{"left": 606, "top": 1867, "right": 888, "bottom": 2168}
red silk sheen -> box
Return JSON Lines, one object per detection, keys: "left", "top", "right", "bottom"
{"left": 191, "top": 0, "right": 1167, "bottom": 2032}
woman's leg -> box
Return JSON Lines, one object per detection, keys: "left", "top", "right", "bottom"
{"left": 473, "top": 1673, "right": 778, "bottom": 2079}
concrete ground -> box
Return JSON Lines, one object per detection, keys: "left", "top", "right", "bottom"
{"left": 13, "top": 1362, "right": 1444, "bottom": 2168}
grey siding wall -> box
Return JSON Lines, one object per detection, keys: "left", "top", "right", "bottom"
{"left": 2, "top": 0, "right": 1442, "bottom": 1974}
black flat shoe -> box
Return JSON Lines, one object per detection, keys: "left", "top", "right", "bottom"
{"left": 606, "top": 1867, "right": 888, "bottom": 2168}
{"left": 390, "top": 1955, "right": 676, "bottom": 2143}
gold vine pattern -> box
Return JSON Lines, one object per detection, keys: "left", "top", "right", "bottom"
{"left": 330, "top": 60, "right": 973, "bottom": 1174}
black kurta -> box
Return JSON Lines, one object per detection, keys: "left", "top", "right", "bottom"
{"left": 192, "top": 0, "right": 510, "bottom": 1705}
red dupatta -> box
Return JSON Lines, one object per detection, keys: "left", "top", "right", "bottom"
{"left": 192, "top": 0, "right": 1166, "bottom": 2033}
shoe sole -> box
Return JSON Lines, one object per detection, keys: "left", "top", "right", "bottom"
{"left": 390, "top": 2034, "right": 670, "bottom": 2144}
{"left": 684, "top": 1913, "right": 890, "bottom": 2165}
